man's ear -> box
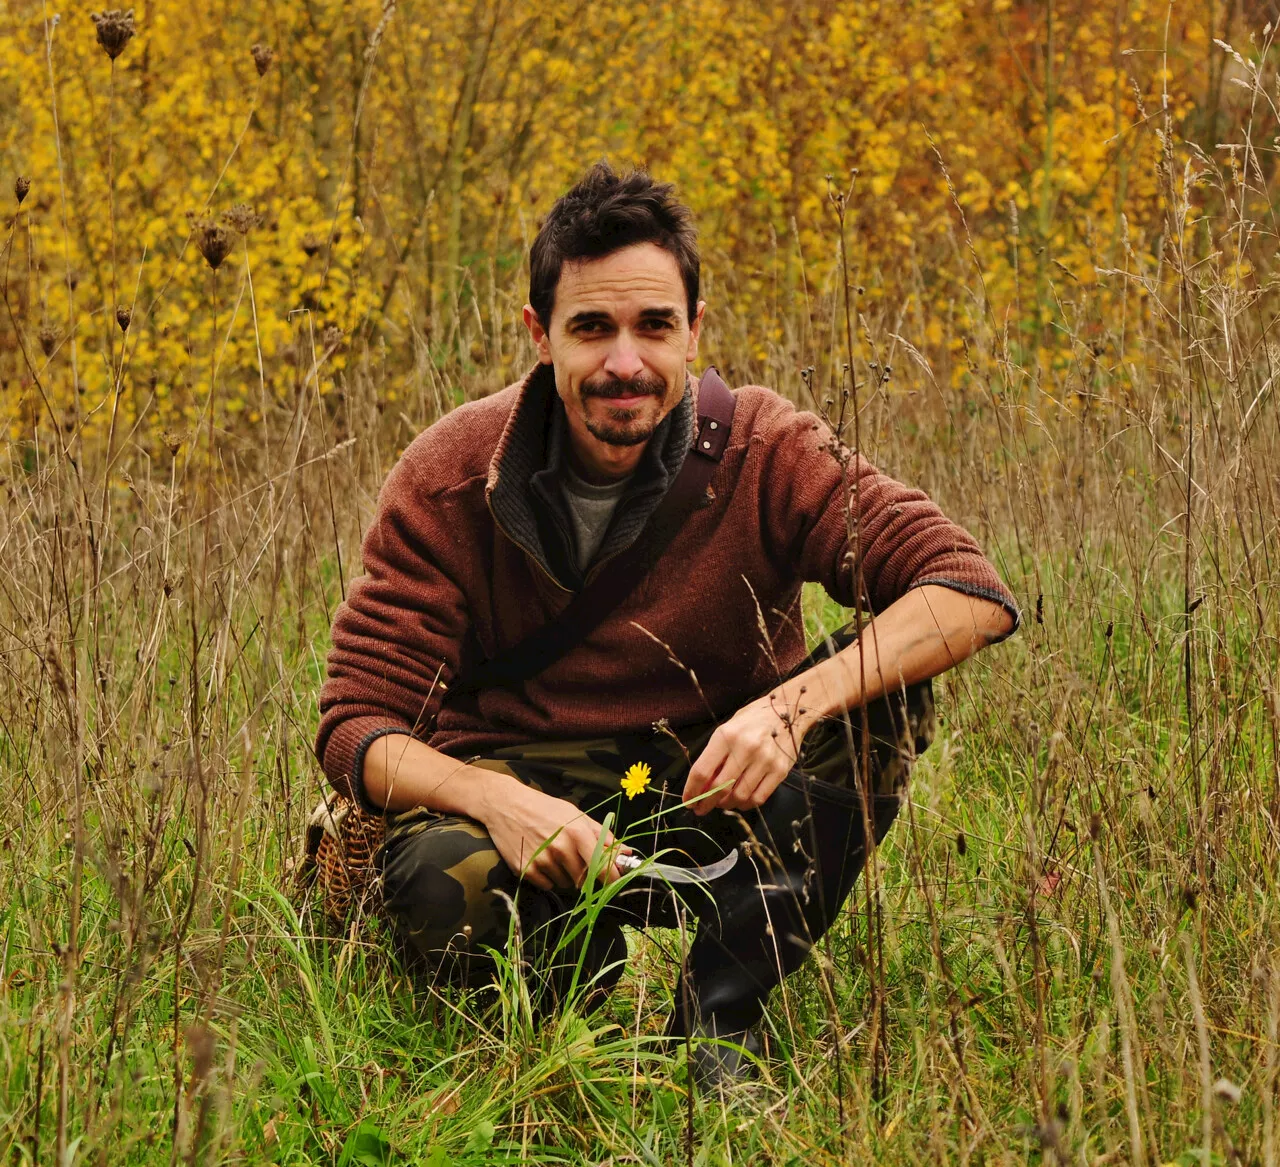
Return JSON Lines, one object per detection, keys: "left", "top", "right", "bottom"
{"left": 686, "top": 300, "right": 706, "bottom": 363}
{"left": 522, "top": 305, "right": 553, "bottom": 365}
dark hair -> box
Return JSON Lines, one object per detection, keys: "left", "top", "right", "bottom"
{"left": 529, "top": 161, "right": 700, "bottom": 327}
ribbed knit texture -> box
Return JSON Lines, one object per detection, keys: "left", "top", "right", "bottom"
{"left": 316, "top": 365, "right": 1020, "bottom": 804}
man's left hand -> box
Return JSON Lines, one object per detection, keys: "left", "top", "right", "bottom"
{"left": 681, "top": 693, "right": 808, "bottom": 815}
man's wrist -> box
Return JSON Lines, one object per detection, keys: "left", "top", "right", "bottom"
{"left": 772, "top": 657, "right": 856, "bottom": 737}
{"left": 468, "top": 766, "right": 524, "bottom": 825}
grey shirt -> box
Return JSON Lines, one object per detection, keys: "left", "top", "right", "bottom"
{"left": 559, "top": 462, "right": 634, "bottom": 575}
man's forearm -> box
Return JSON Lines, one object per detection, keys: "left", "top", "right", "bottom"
{"left": 780, "top": 584, "right": 1015, "bottom": 735}
{"left": 362, "top": 732, "right": 519, "bottom": 818}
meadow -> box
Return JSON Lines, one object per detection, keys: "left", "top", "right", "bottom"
{"left": 0, "top": 1, "right": 1277, "bottom": 1163}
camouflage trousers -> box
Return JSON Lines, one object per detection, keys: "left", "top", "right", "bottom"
{"left": 377, "top": 625, "right": 936, "bottom": 1008}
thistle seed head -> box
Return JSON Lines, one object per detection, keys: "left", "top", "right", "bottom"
{"left": 250, "top": 43, "right": 275, "bottom": 77}
{"left": 90, "top": 10, "right": 136, "bottom": 60}
{"left": 222, "top": 203, "right": 260, "bottom": 235}
{"left": 301, "top": 232, "right": 322, "bottom": 258}
{"left": 14, "top": 176, "right": 30, "bottom": 205}
{"left": 38, "top": 325, "right": 58, "bottom": 357}
{"left": 115, "top": 305, "right": 131, "bottom": 332}
{"left": 187, "top": 213, "right": 234, "bottom": 270}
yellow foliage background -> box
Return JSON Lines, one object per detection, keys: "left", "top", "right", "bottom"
{"left": 0, "top": 0, "right": 1255, "bottom": 441}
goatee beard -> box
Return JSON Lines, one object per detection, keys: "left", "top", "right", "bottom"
{"left": 584, "top": 413, "right": 657, "bottom": 447}
{"left": 580, "top": 373, "right": 667, "bottom": 446}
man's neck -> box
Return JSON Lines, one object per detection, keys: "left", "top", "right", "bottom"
{"left": 563, "top": 430, "right": 647, "bottom": 486}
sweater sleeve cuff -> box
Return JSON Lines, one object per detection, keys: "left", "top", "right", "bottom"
{"left": 907, "top": 577, "right": 1022, "bottom": 642}
{"left": 318, "top": 713, "right": 415, "bottom": 814}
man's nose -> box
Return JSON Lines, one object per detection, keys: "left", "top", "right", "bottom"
{"left": 602, "top": 332, "right": 645, "bottom": 382}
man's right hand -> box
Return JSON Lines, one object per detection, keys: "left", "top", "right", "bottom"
{"left": 478, "top": 776, "right": 629, "bottom": 892}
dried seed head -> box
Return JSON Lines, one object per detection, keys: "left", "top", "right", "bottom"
{"left": 162, "top": 429, "right": 186, "bottom": 457}
{"left": 38, "top": 325, "right": 58, "bottom": 357}
{"left": 14, "top": 175, "right": 30, "bottom": 205}
{"left": 222, "top": 203, "right": 260, "bottom": 235}
{"left": 115, "top": 305, "right": 131, "bottom": 332}
{"left": 300, "top": 232, "right": 322, "bottom": 258}
{"left": 187, "top": 213, "right": 234, "bottom": 270}
{"left": 250, "top": 43, "right": 275, "bottom": 77}
{"left": 321, "top": 324, "right": 344, "bottom": 351}
{"left": 90, "top": 10, "right": 136, "bottom": 60}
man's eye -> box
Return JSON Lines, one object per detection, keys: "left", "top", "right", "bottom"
{"left": 641, "top": 319, "right": 673, "bottom": 331}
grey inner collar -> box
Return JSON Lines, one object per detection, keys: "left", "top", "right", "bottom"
{"left": 560, "top": 461, "right": 633, "bottom": 500}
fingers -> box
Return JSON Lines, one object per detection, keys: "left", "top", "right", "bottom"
{"left": 596, "top": 830, "right": 636, "bottom": 885}
{"left": 566, "top": 822, "right": 640, "bottom": 888}
{"left": 694, "top": 773, "right": 739, "bottom": 816}
{"left": 557, "top": 835, "right": 589, "bottom": 888}
{"left": 519, "top": 861, "right": 555, "bottom": 892}
{"left": 579, "top": 824, "right": 635, "bottom": 886}
{"left": 718, "top": 760, "right": 788, "bottom": 811}
{"left": 517, "top": 832, "right": 577, "bottom": 891}
{"left": 510, "top": 810, "right": 636, "bottom": 892}
{"left": 683, "top": 734, "right": 729, "bottom": 806}
{"left": 686, "top": 715, "right": 802, "bottom": 814}
{"left": 545, "top": 820, "right": 619, "bottom": 889}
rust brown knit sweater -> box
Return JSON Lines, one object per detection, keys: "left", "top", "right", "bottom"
{"left": 316, "top": 365, "right": 1018, "bottom": 808}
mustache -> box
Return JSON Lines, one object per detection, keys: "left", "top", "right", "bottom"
{"left": 580, "top": 373, "right": 666, "bottom": 399}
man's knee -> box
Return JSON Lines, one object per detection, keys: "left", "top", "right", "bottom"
{"left": 378, "top": 815, "right": 514, "bottom": 958}
{"left": 872, "top": 678, "right": 936, "bottom": 792}
{"left": 800, "top": 678, "right": 935, "bottom": 798}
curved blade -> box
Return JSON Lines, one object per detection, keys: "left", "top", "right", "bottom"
{"left": 616, "top": 847, "right": 739, "bottom": 885}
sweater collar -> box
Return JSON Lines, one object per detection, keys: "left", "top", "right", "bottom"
{"left": 486, "top": 363, "right": 694, "bottom": 587}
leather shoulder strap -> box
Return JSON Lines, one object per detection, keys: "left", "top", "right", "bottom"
{"left": 451, "top": 368, "right": 737, "bottom": 698}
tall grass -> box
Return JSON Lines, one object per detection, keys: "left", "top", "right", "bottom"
{"left": 1, "top": 16, "right": 1278, "bottom": 1167}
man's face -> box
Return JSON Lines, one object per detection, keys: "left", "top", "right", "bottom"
{"left": 523, "top": 242, "right": 704, "bottom": 475}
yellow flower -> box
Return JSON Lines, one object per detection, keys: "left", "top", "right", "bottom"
{"left": 620, "top": 762, "right": 652, "bottom": 799}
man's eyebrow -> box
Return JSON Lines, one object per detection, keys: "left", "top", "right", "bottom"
{"left": 565, "top": 310, "right": 614, "bottom": 328}
{"left": 637, "top": 306, "right": 680, "bottom": 322}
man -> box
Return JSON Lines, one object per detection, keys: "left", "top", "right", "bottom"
{"left": 314, "top": 162, "right": 1017, "bottom": 1085}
